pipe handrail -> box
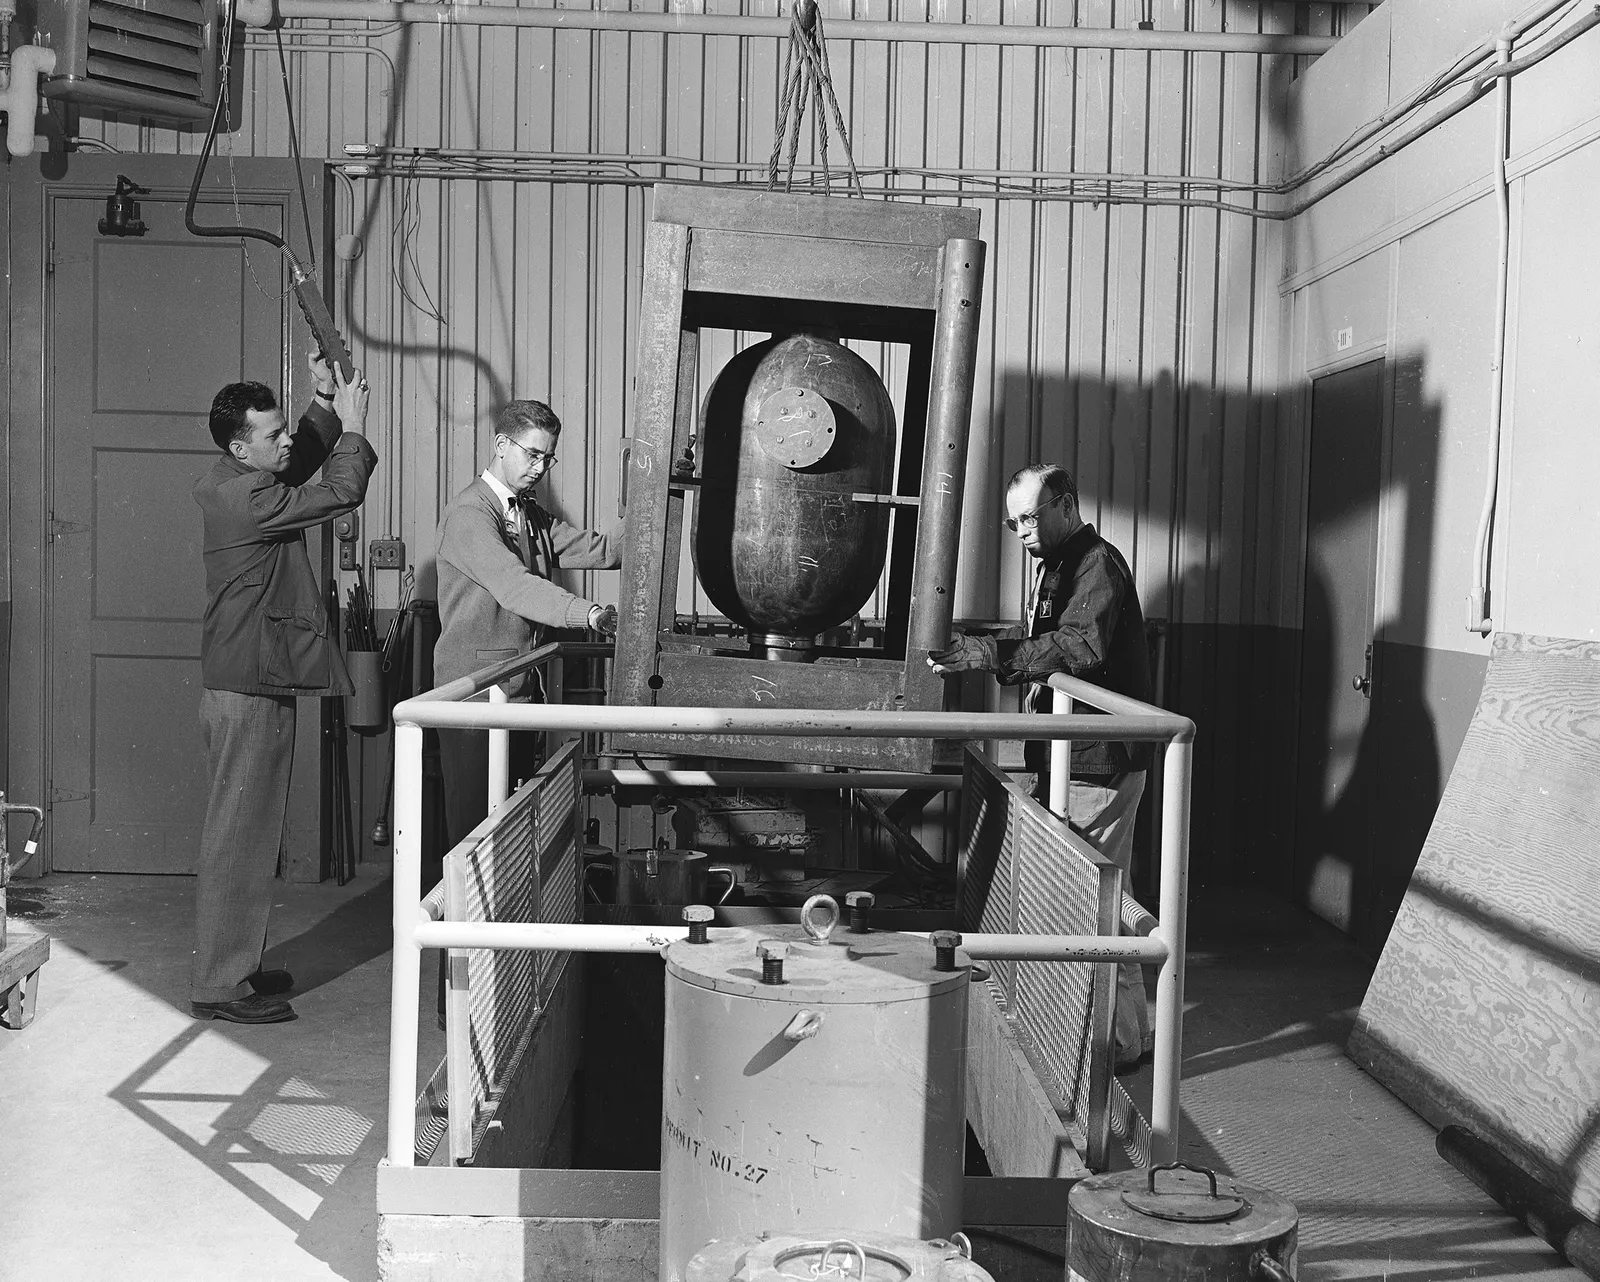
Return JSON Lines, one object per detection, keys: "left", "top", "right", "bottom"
{"left": 412, "top": 919, "right": 1170, "bottom": 964}
{"left": 586, "top": 769, "right": 964, "bottom": 791}
{"left": 1045, "top": 670, "right": 1189, "bottom": 726}
{"left": 393, "top": 698, "right": 1190, "bottom": 741}
{"left": 425, "top": 640, "right": 615, "bottom": 704}
{"left": 387, "top": 641, "right": 1195, "bottom": 1175}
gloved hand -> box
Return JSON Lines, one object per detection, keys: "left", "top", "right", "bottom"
{"left": 927, "top": 634, "right": 998, "bottom": 675}
{"left": 587, "top": 603, "right": 619, "bottom": 637}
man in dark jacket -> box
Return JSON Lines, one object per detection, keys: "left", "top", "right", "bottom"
{"left": 928, "top": 463, "right": 1153, "bottom": 1068}
{"left": 434, "top": 399, "right": 622, "bottom": 847}
{"left": 190, "top": 353, "right": 375, "bottom": 1023}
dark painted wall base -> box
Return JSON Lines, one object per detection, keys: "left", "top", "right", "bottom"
{"left": 1161, "top": 624, "right": 1487, "bottom": 957}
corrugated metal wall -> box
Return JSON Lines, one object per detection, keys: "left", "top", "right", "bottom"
{"left": 66, "top": 0, "right": 1373, "bottom": 864}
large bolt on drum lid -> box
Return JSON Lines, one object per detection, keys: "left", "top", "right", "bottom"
{"left": 1068, "top": 1163, "right": 1298, "bottom": 1281}
{"left": 686, "top": 1229, "right": 996, "bottom": 1282}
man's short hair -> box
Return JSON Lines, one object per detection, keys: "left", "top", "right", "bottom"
{"left": 1006, "top": 463, "right": 1078, "bottom": 507}
{"left": 209, "top": 382, "right": 278, "bottom": 453}
{"left": 496, "top": 400, "right": 561, "bottom": 442}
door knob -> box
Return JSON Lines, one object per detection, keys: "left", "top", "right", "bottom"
{"left": 1352, "top": 643, "right": 1374, "bottom": 698}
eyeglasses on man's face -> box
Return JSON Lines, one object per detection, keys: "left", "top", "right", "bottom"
{"left": 503, "top": 434, "right": 557, "bottom": 469}
{"left": 1004, "top": 491, "right": 1067, "bottom": 533}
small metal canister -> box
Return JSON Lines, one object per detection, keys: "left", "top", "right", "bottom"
{"left": 1068, "top": 1163, "right": 1298, "bottom": 1281}
{"left": 686, "top": 1229, "right": 995, "bottom": 1282}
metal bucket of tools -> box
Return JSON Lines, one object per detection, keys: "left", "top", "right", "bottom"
{"left": 1067, "top": 1162, "right": 1298, "bottom": 1281}
{"left": 346, "top": 650, "right": 387, "bottom": 732}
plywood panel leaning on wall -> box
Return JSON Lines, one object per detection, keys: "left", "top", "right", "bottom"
{"left": 1349, "top": 633, "right": 1600, "bottom": 1219}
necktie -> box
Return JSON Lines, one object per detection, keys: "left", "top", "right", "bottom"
{"left": 513, "top": 499, "right": 533, "bottom": 568}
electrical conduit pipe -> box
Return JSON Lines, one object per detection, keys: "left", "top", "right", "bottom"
{"left": 3, "top": 45, "right": 56, "bottom": 157}
{"left": 242, "top": 0, "right": 1337, "bottom": 53}
{"left": 1468, "top": 32, "right": 1515, "bottom": 636}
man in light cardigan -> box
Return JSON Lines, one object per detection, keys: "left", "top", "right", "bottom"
{"left": 434, "top": 399, "right": 623, "bottom": 847}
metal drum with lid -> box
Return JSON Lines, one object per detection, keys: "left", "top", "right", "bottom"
{"left": 1068, "top": 1163, "right": 1298, "bottom": 1281}
{"left": 659, "top": 897, "right": 970, "bottom": 1282}
{"left": 686, "top": 1229, "right": 996, "bottom": 1282}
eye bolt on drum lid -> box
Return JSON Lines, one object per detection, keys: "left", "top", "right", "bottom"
{"left": 659, "top": 896, "right": 970, "bottom": 1282}
{"left": 692, "top": 334, "right": 898, "bottom": 654}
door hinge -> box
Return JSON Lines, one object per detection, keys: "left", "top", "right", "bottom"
{"left": 48, "top": 518, "right": 89, "bottom": 541}
{"left": 46, "top": 241, "right": 55, "bottom": 275}
{"left": 50, "top": 788, "right": 89, "bottom": 805}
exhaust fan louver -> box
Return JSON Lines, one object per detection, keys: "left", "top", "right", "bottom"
{"left": 32, "top": 0, "right": 225, "bottom": 123}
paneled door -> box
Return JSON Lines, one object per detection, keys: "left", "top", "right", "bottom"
{"left": 47, "top": 190, "right": 289, "bottom": 872}
{"left": 1295, "top": 358, "right": 1386, "bottom": 934}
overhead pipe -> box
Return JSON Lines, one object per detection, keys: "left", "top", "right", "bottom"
{"left": 255, "top": 1, "right": 1338, "bottom": 53}
{"left": 2, "top": 44, "right": 57, "bottom": 157}
{"left": 243, "top": 36, "right": 399, "bottom": 99}
{"left": 327, "top": 4, "right": 1600, "bottom": 222}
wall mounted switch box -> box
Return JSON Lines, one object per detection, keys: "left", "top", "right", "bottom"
{"left": 333, "top": 513, "right": 360, "bottom": 571}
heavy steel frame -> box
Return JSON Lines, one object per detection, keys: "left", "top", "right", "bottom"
{"left": 607, "top": 184, "right": 984, "bottom": 772}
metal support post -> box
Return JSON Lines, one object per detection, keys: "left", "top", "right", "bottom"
{"left": 907, "top": 240, "right": 985, "bottom": 663}
{"left": 1049, "top": 683, "right": 1072, "bottom": 817}
{"left": 1150, "top": 735, "right": 1193, "bottom": 1164}
{"left": 487, "top": 684, "right": 510, "bottom": 812}
{"left": 386, "top": 721, "right": 425, "bottom": 1168}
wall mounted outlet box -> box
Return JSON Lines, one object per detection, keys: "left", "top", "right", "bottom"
{"left": 371, "top": 537, "right": 405, "bottom": 569}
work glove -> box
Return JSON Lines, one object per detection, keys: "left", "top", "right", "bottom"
{"left": 927, "top": 634, "right": 999, "bottom": 675}
{"left": 587, "top": 604, "right": 619, "bottom": 637}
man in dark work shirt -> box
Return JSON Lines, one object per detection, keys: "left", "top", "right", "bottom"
{"left": 928, "top": 463, "right": 1153, "bottom": 1069}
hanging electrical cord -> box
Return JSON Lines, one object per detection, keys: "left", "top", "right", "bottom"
{"left": 388, "top": 154, "right": 448, "bottom": 325}
{"left": 184, "top": 0, "right": 355, "bottom": 378}
{"left": 767, "top": 0, "right": 863, "bottom": 197}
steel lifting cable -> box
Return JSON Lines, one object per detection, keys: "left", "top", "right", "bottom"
{"left": 767, "top": 0, "right": 864, "bottom": 198}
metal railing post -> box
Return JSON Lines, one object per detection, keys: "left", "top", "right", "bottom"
{"left": 487, "top": 684, "right": 510, "bottom": 812}
{"left": 1150, "top": 734, "right": 1193, "bottom": 1165}
{"left": 386, "top": 720, "right": 425, "bottom": 1167}
{"left": 546, "top": 653, "right": 578, "bottom": 752}
{"left": 1049, "top": 684, "right": 1072, "bottom": 817}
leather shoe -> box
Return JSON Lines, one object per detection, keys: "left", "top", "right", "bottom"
{"left": 248, "top": 968, "right": 295, "bottom": 996}
{"left": 191, "top": 993, "right": 297, "bottom": 1024}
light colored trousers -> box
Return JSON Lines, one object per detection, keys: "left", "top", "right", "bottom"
{"left": 1066, "top": 771, "right": 1150, "bottom": 1062}
{"left": 192, "top": 688, "right": 296, "bottom": 1004}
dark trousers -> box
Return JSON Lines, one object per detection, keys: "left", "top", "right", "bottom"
{"left": 437, "top": 727, "right": 545, "bottom": 850}
{"left": 192, "top": 689, "right": 297, "bottom": 1003}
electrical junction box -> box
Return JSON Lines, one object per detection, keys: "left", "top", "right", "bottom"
{"left": 370, "top": 537, "right": 404, "bottom": 569}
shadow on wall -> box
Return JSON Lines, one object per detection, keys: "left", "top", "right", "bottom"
{"left": 984, "top": 357, "right": 1466, "bottom": 955}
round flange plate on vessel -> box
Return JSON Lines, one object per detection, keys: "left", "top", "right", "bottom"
{"left": 753, "top": 386, "right": 837, "bottom": 469}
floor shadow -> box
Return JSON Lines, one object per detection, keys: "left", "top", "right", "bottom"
{"left": 108, "top": 1020, "right": 381, "bottom": 1282}
{"left": 263, "top": 875, "right": 396, "bottom": 1000}
{"left": 981, "top": 358, "right": 1458, "bottom": 964}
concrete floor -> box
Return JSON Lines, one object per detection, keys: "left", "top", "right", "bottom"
{"left": 0, "top": 870, "right": 1584, "bottom": 1282}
